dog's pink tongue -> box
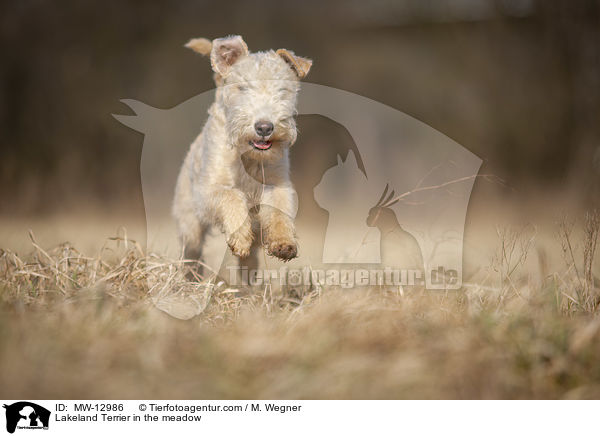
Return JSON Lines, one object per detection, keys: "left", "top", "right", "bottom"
{"left": 253, "top": 140, "right": 272, "bottom": 150}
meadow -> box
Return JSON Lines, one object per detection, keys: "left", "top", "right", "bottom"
{"left": 1, "top": 200, "right": 598, "bottom": 399}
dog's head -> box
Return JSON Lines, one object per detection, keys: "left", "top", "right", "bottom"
{"left": 186, "top": 35, "right": 312, "bottom": 162}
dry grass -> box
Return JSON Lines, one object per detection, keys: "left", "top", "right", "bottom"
{"left": 1, "top": 212, "right": 599, "bottom": 399}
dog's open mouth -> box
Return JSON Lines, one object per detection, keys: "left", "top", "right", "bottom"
{"left": 250, "top": 139, "right": 272, "bottom": 150}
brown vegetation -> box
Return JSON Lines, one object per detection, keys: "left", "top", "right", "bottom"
{"left": 1, "top": 211, "right": 598, "bottom": 399}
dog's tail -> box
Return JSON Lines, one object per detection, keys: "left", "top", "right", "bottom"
{"left": 184, "top": 38, "right": 212, "bottom": 56}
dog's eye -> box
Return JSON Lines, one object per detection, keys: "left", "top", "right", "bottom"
{"left": 237, "top": 85, "right": 249, "bottom": 92}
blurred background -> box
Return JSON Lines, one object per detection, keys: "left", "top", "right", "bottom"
{"left": 3, "top": 1, "right": 600, "bottom": 401}
{"left": 1, "top": 0, "right": 599, "bottom": 253}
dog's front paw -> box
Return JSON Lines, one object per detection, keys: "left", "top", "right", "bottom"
{"left": 267, "top": 239, "right": 298, "bottom": 261}
{"left": 227, "top": 227, "right": 253, "bottom": 258}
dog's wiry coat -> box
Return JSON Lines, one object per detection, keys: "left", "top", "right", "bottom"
{"left": 173, "top": 35, "right": 312, "bottom": 263}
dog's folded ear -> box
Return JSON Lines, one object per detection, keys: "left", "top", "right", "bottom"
{"left": 184, "top": 38, "right": 213, "bottom": 56}
{"left": 276, "top": 49, "right": 312, "bottom": 79}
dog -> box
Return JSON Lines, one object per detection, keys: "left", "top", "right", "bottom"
{"left": 172, "top": 35, "right": 312, "bottom": 269}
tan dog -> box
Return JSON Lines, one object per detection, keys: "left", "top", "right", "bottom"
{"left": 172, "top": 35, "right": 312, "bottom": 265}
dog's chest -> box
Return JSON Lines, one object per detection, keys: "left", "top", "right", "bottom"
{"left": 234, "top": 161, "right": 264, "bottom": 202}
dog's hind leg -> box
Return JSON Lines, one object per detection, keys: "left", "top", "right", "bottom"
{"left": 177, "top": 213, "right": 208, "bottom": 280}
{"left": 173, "top": 187, "right": 207, "bottom": 278}
{"left": 181, "top": 221, "right": 206, "bottom": 261}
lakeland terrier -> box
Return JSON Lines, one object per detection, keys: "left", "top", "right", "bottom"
{"left": 172, "top": 35, "right": 312, "bottom": 265}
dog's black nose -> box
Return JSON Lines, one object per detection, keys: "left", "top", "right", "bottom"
{"left": 254, "top": 120, "right": 274, "bottom": 137}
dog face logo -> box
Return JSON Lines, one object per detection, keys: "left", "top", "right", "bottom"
{"left": 3, "top": 402, "right": 50, "bottom": 433}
